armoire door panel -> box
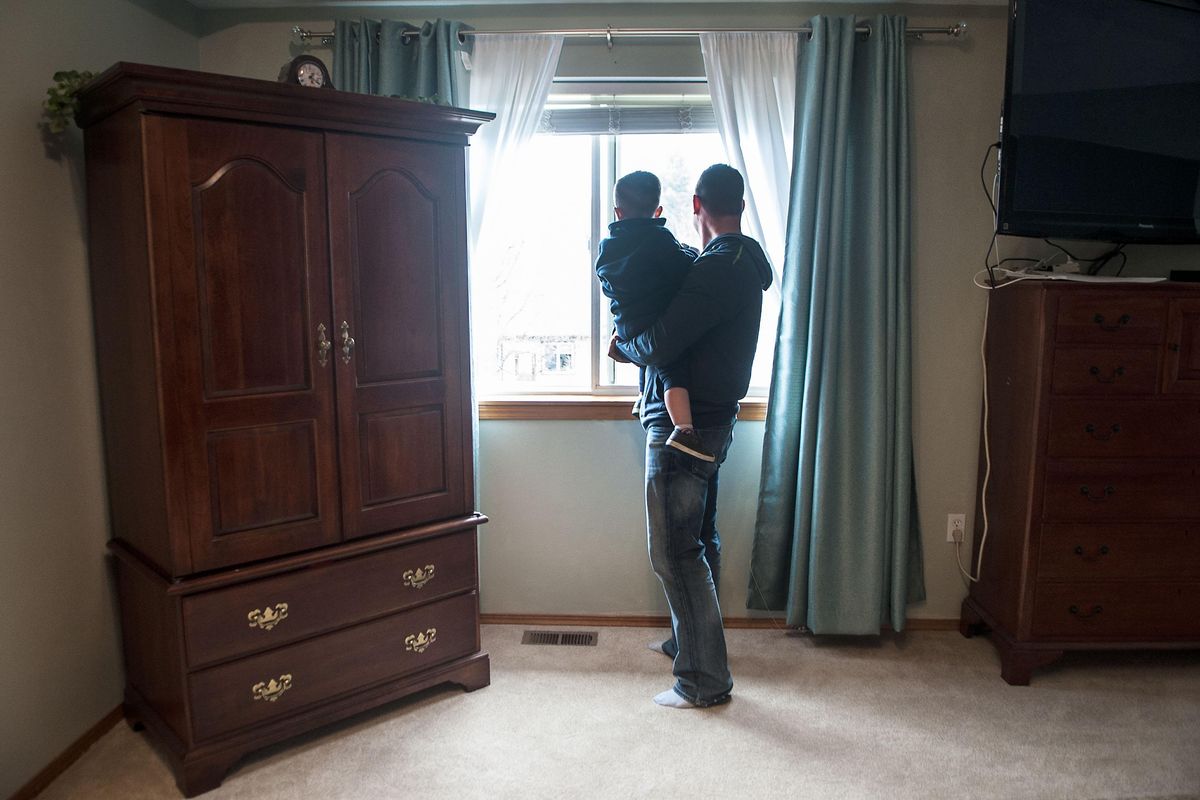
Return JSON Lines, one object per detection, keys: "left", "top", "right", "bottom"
{"left": 194, "top": 158, "right": 311, "bottom": 398}
{"left": 326, "top": 133, "right": 470, "bottom": 538}
{"left": 349, "top": 170, "right": 443, "bottom": 382}
{"left": 207, "top": 422, "right": 320, "bottom": 535}
{"left": 360, "top": 407, "right": 448, "bottom": 506}
{"left": 147, "top": 116, "right": 341, "bottom": 572}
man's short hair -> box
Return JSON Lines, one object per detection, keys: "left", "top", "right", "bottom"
{"left": 695, "top": 164, "right": 744, "bottom": 216}
{"left": 614, "top": 171, "right": 661, "bottom": 218}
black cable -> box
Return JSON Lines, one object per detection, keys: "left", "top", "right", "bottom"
{"left": 980, "top": 142, "right": 999, "bottom": 215}
{"left": 980, "top": 142, "right": 1001, "bottom": 285}
{"left": 1114, "top": 250, "right": 1129, "bottom": 276}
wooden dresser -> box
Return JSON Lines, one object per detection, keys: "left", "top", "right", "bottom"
{"left": 960, "top": 281, "right": 1200, "bottom": 684}
{"left": 77, "top": 63, "right": 493, "bottom": 795}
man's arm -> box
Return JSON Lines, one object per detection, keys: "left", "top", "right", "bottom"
{"left": 614, "top": 257, "right": 741, "bottom": 367}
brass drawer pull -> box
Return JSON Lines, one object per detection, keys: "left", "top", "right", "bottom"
{"left": 1072, "top": 545, "right": 1110, "bottom": 560}
{"left": 247, "top": 603, "right": 289, "bottom": 631}
{"left": 1092, "top": 313, "right": 1131, "bottom": 331}
{"left": 1068, "top": 604, "right": 1103, "bottom": 620}
{"left": 1084, "top": 423, "right": 1121, "bottom": 441}
{"left": 405, "top": 628, "right": 437, "bottom": 653}
{"left": 403, "top": 565, "right": 436, "bottom": 589}
{"left": 1088, "top": 365, "right": 1125, "bottom": 384}
{"left": 251, "top": 674, "right": 293, "bottom": 702}
{"left": 1079, "top": 485, "right": 1115, "bottom": 502}
{"left": 340, "top": 321, "right": 355, "bottom": 364}
{"left": 316, "top": 323, "right": 332, "bottom": 367}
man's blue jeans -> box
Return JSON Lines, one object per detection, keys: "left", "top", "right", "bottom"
{"left": 645, "top": 423, "right": 735, "bottom": 706}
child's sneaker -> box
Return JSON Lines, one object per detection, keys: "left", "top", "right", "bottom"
{"left": 666, "top": 427, "right": 716, "bottom": 462}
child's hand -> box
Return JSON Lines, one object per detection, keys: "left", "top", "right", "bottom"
{"left": 608, "top": 333, "right": 632, "bottom": 363}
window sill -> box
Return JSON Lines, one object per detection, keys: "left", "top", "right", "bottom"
{"left": 478, "top": 395, "right": 767, "bottom": 421}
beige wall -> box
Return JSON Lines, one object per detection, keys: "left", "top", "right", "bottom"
{"left": 0, "top": 1, "right": 197, "bottom": 795}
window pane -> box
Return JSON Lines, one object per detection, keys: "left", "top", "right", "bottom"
{"left": 607, "top": 133, "right": 779, "bottom": 394}
{"left": 615, "top": 133, "right": 719, "bottom": 254}
{"left": 473, "top": 135, "right": 594, "bottom": 393}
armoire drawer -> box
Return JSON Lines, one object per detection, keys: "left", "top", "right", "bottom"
{"left": 1055, "top": 294, "right": 1166, "bottom": 345}
{"left": 1032, "top": 582, "right": 1200, "bottom": 639}
{"left": 183, "top": 530, "right": 477, "bottom": 667}
{"left": 188, "top": 591, "right": 478, "bottom": 741}
{"left": 1038, "top": 524, "right": 1200, "bottom": 579}
{"left": 1042, "top": 460, "right": 1200, "bottom": 520}
{"left": 1046, "top": 399, "right": 1200, "bottom": 458}
{"left": 1049, "top": 347, "right": 1161, "bottom": 396}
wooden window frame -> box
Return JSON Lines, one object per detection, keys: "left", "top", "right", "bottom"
{"left": 478, "top": 395, "right": 766, "bottom": 421}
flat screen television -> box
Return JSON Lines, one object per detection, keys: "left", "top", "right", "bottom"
{"left": 997, "top": 0, "right": 1200, "bottom": 243}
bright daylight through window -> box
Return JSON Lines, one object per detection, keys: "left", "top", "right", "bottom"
{"left": 471, "top": 84, "right": 779, "bottom": 397}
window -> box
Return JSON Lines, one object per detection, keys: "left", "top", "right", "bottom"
{"left": 472, "top": 83, "right": 779, "bottom": 400}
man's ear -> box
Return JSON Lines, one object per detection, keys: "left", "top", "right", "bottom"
{"left": 741, "top": 199, "right": 746, "bottom": 212}
{"left": 614, "top": 207, "right": 624, "bottom": 220}
{"left": 692, "top": 195, "right": 702, "bottom": 215}
{"left": 653, "top": 206, "right": 664, "bottom": 218}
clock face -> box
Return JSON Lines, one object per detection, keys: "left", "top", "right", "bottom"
{"left": 296, "top": 62, "right": 324, "bottom": 88}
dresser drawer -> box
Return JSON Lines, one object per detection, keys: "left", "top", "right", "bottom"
{"left": 1050, "top": 347, "right": 1161, "bottom": 396}
{"left": 183, "top": 530, "right": 477, "bottom": 667}
{"left": 1038, "top": 524, "right": 1200, "bottom": 579}
{"left": 1043, "top": 460, "right": 1200, "bottom": 520}
{"left": 1055, "top": 294, "right": 1166, "bottom": 345}
{"left": 188, "top": 591, "right": 478, "bottom": 741}
{"left": 1046, "top": 399, "right": 1200, "bottom": 458}
{"left": 1032, "top": 582, "right": 1199, "bottom": 639}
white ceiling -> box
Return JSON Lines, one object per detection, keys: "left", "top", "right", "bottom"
{"left": 187, "top": 0, "right": 1004, "bottom": 7}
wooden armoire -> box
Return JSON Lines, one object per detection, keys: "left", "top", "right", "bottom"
{"left": 77, "top": 63, "right": 493, "bottom": 796}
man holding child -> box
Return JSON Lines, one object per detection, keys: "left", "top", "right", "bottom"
{"left": 600, "top": 164, "right": 772, "bottom": 708}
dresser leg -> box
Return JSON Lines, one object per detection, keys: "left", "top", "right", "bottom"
{"left": 998, "top": 645, "right": 1063, "bottom": 686}
{"left": 959, "top": 598, "right": 988, "bottom": 638}
{"left": 178, "top": 752, "right": 240, "bottom": 798}
{"left": 451, "top": 654, "right": 491, "bottom": 693}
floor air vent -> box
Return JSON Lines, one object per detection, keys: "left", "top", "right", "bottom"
{"left": 521, "top": 630, "right": 599, "bottom": 646}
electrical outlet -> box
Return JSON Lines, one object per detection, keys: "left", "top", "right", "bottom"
{"left": 946, "top": 513, "right": 967, "bottom": 543}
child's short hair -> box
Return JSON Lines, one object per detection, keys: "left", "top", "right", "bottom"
{"left": 614, "top": 171, "right": 661, "bottom": 218}
{"left": 695, "top": 164, "right": 744, "bottom": 216}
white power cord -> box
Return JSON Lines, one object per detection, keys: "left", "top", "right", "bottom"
{"left": 956, "top": 292, "right": 991, "bottom": 583}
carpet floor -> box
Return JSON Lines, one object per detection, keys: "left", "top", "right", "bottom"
{"left": 37, "top": 625, "right": 1200, "bottom": 800}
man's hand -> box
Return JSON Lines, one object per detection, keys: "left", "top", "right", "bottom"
{"left": 608, "top": 332, "right": 632, "bottom": 364}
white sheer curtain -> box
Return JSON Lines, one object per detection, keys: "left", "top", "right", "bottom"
{"left": 467, "top": 34, "right": 564, "bottom": 249}
{"left": 700, "top": 32, "right": 799, "bottom": 287}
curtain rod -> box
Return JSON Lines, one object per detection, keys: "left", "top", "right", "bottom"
{"left": 292, "top": 22, "right": 968, "bottom": 48}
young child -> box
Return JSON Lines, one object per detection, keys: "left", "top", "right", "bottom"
{"left": 594, "top": 170, "right": 713, "bottom": 462}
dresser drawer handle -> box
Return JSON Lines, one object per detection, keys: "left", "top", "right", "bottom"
{"left": 405, "top": 628, "right": 438, "bottom": 653}
{"left": 1088, "top": 365, "right": 1125, "bottom": 383}
{"left": 1068, "top": 604, "right": 1103, "bottom": 620}
{"left": 403, "top": 565, "right": 436, "bottom": 589}
{"left": 1083, "top": 423, "right": 1121, "bottom": 441}
{"left": 1072, "top": 545, "right": 1110, "bottom": 560}
{"left": 251, "top": 674, "right": 293, "bottom": 703}
{"left": 1079, "top": 485, "right": 1115, "bottom": 501}
{"left": 247, "top": 603, "right": 289, "bottom": 631}
{"left": 1092, "top": 313, "right": 1131, "bottom": 331}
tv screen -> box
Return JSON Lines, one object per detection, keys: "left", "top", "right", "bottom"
{"left": 997, "top": 0, "right": 1200, "bottom": 243}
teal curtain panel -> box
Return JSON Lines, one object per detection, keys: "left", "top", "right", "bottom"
{"left": 333, "top": 18, "right": 471, "bottom": 106}
{"left": 749, "top": 15, "right": 925, "bottom": 634}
